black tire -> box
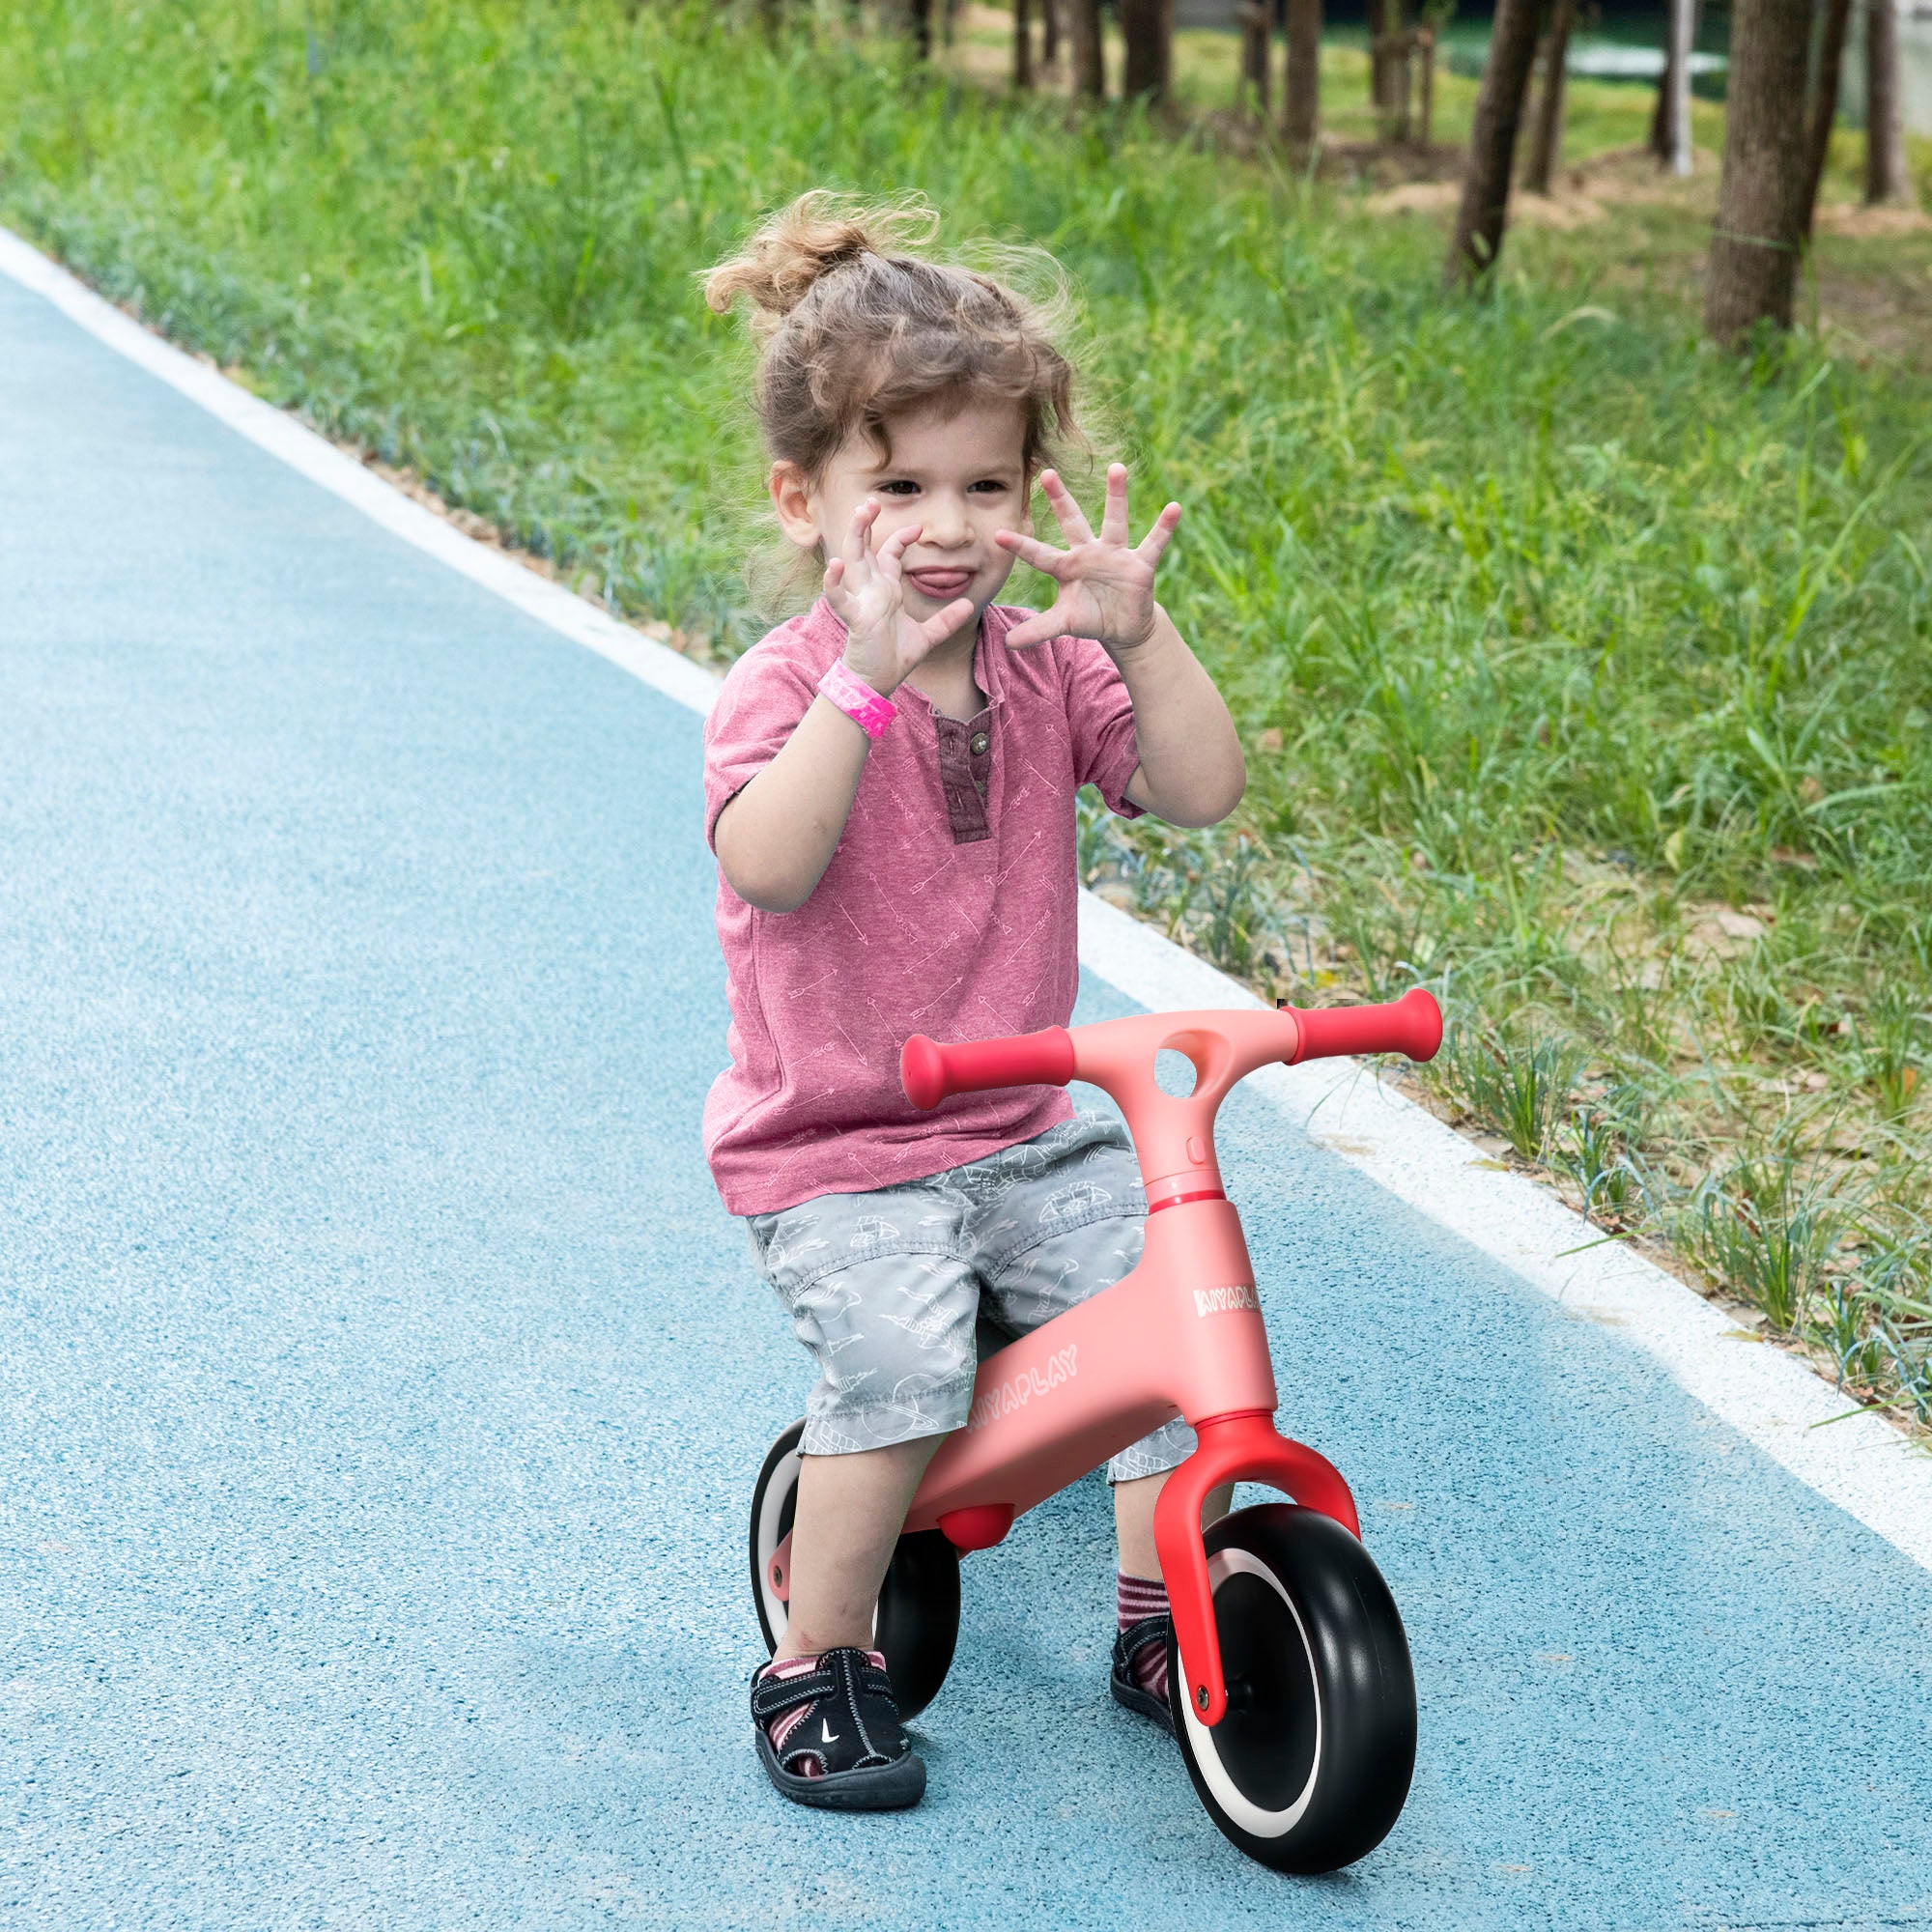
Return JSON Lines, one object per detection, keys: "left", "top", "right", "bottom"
{"left": 748, "top": 1421, "right": 960, "bottom": 1721}
{"left": 1167, "top": 1503, "right": 1415, "bottom": 1874}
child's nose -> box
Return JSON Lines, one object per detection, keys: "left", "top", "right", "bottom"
{"left": 921, "top": 498, "right": 972, "bottom": 546}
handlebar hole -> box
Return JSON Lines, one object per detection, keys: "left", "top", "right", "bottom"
{"left": 1154, "top": 1048, "right": 1199, "bottom": 1098}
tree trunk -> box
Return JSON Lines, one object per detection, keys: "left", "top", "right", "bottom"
{"left": 1283, "top": 0, "right": 1321, "bottom": 149}
{"left": 1069, "top": 0, "right": 1105, "bottom": 95}
{"left": 1649, "top": 26, "right": 1674, "bottom": 156}
{"left": 1524, "top": 0, "right": 1576, "bottom": 193}
{"left": 1373, "top": 0, "right": 1406, "bottom": 136}
{"left": 1444, "top": 0, "right": 1546, "bottom": 287}
{"left": 1865, "top": 0, "right": 1909, "bottom": 204}
{"left": 1042, "top": 0, "right": 1061, "bottom": 69}
{"left": 1240, "top": 0, "right": 1271, "bottom": 109}
{"left": 1801, "top": 0, "right": 1854, "bottom": 236}
{"left": 1650, "top": 0, "right": 1700, "bottom": 162}
{"left": 1014, "top": 0, "right": 1034, "bottom": 87}
{"left": 908, "top": 0, "right": 932, "bottom": 58}
{"left": 1416, "top": 23, "right": 1435, "bottom": 146}
{"left": 1704, "top": 0, "right": 1812, "bottom": 343}
{"left": 1121, "top": 0, "right": 1172, "bottom": 99}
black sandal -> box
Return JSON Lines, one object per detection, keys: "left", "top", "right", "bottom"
{"left": 1110, "top": 1614, "right": 1176, "bottom": 1735}
{"left": 751, "top": 1647, "right": 926, "bottom": 1811}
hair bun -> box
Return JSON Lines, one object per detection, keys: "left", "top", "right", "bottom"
{"left": 703, "top": 190, "right": 940, "bottom": 329}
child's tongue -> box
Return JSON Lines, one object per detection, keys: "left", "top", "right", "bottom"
{"left": 908, "top": 566, "right": 973, "bottom": 597}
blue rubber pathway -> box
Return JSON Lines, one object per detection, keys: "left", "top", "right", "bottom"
{"left": 4, "top": 269, "right": 1931, "bottom": 1932}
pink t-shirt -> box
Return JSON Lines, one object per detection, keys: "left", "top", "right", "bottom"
{"left": 702, "top": 598, "right": 1144, "bottom": 1215}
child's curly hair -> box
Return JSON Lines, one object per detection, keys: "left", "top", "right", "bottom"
{"left": 703, "top": 190, "right": 1087, "bottom": 485}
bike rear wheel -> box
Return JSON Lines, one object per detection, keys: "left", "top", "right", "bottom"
{"left": 749, "top": 1420, "right": 960, "bottom": 1721}
{"left": 1168, "top": 1502, "right": 1415, "bottom": 1873}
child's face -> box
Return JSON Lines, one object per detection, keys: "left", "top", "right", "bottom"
{"left": 772, "top": 396, "right": 1030, "bottom": 633}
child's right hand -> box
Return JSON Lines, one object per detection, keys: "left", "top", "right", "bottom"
{"left": 824, "top": 498, "right": 976, "bottom": 697}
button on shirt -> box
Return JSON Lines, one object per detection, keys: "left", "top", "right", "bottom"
{"left": 702, "top": 599, "right": 1144, "bottom": 1216}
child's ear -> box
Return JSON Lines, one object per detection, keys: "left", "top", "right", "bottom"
{"left": 768, "top": 463, "right": 821, "bottom": 549}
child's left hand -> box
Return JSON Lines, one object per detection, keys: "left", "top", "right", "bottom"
{"left": 994, "top": 466, "right": 1182, "bottom": 653}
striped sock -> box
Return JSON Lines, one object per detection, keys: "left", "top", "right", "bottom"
{"left": 1118, "top": 1572, "right": 1171, "bottom": 1704}
{"left": 758, "top": 1650, "right": 889, "bottom": 1778}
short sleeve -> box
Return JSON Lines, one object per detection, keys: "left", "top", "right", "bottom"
{"left": 1059, "top": 637, "right": 1144, "bottom": 820}
{"left": 703, "top": 641, "right": 819, "bottom": 850}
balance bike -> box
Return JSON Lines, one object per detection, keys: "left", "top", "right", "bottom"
{"left": 749, "top": 988, "right": 1441, "bottom": 1873}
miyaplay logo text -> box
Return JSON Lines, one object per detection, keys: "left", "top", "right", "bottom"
{"left": 1193, "top": 1283, "right": 1261, "bottom": 1319}
{"left": 966, "top": 1344, "right": 1079, "bottom": 1431}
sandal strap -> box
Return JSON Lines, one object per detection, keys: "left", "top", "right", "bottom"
{"left": 750, "top": 1663, "right": 837, "bottom": 1721}
{"left": 752, "top": 1647, "right": 906, "bottom": 1776}
{"left": 1113, "top": 1613, "right": 1171, "bottom": 1676}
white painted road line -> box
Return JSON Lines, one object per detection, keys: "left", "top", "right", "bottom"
{"left": 9, "top": 219, "right": 1928, "bottom": 1576}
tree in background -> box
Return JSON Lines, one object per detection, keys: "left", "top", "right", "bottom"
{"left": 1041, "top": 0, "right": 1061, "bottom": 70}
{"left": 1801, "top": 0, "right": 1855, "bottom": 234}
{"left": 1014, "top": 0, "right": 1034, "bottom": 86}
{"left": 1704, "top": 0, "right": 1811, "bottom": 342}
{"left": 1370, "top": 0, "right": 1398, "bottom": 130}
{"left": 1121, "top": 0, "right": 1174, "bottom": 99}
{"left": 1865, "top": 0, "right": 1909, "bottom": 204}
{"left": 1444, "top": 0, "right": 1545, "bottom": 285}
{"left": 1069, "top": 0, "right": 1106, "bottom": 96}
{"left": 1523, "top": 0, "right": 1577, "bottom": 193}
{"left": 1649, "top": 0, "right": 1700, "bottom": 164}
{"left": 1284, "top": 0, "right": 1321, "bottom": 151}
{"left": 1240, "top": 0, "right": 1271, "bottom": 110}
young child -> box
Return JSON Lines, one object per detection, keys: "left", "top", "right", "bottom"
{"left": 701, "top": 192, "right": 1246, "bottom": 1811}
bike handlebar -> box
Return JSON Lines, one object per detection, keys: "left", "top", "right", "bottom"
{"left": 900, "top": 989, "right": 1441, "bottom": 1111}
{"left": 900, "top": 1025, "right": 1076, "bottom": 1112}
{"left": 1281, "top": 986, "right": 1443, "bottom": 1065}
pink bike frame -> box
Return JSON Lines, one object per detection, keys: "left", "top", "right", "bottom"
{"left": 770, "top": 990, "right": 1441, "bottom": 1728}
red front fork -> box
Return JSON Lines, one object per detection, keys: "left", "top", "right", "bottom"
{"left": 1153, "top": 1410, "right": 1361, "bottom": 1727}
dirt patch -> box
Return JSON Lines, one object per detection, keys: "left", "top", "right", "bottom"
{"left": 1362, "top": 179, "right": 1460, "bottom": 217}
{"left": 1813, "top": 200, "right": 1932, "bottom": 240}
{"left": 1363, "top": 179, "right": 1606, "bottom": 228}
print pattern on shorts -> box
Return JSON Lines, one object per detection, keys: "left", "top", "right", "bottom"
{"left": 748, "top": 1116, "right": 1195, "bottom": 1479}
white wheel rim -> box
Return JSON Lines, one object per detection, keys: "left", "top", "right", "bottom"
{"left": 753, "top": 1444, "right": 801, "bottom": 1645}
{"left": 1179, "top": 1548, "right": 1323, "bottom": 1838}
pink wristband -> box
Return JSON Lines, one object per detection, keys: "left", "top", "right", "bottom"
{"left": 817, "top": 659, "right": 898, "bottom": 740}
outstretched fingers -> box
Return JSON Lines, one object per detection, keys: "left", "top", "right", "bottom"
{"left": 916, "top": 597, "right": 979, "bottom": 649}
{"left": 1098, "top": 463, "right": 1131, "bottom": 548}
{"left": 994, "top": 527, "right": 1066, "bottom": 575}
{"left": 1037, "top": 469, "right": 1094, "bottom": 548}
{"left": 1001, "top": 607, "right": 1066, "bottom": 649}
{"left": 840, "top": 496, "right": 881, "bottom": 577}
{"left": 871, "top": 520, "right": 924, "bottom": 589}
{"left": 1136, "top": 500, "right": 1183, "bottom": 570}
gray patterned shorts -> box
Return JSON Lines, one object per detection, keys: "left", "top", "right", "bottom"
{"left": 746, "top": 1114, "right": 1195, "bottom": 1483}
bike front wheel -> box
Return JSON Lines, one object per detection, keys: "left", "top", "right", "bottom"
{"left": 1168, "top": 1503, "right": 1416, "bottom": 1874}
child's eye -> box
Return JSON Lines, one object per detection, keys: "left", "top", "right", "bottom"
{"left": 969, "top": 480, "right": 1011, "bottom": 496}
{"left": 877, "top": 480, "right": 919, "bottom": 497}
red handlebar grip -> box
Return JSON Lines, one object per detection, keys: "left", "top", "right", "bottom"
{"left": 1284, "top": 987, "right": 1443, "bottom": 1065}
{"left": 900, "top": 1026, "right": 1076, "bottom": 1110}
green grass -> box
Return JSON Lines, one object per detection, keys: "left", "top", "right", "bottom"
{"left": 3, "top": 0, "right": 1928, "bottom": 1419}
